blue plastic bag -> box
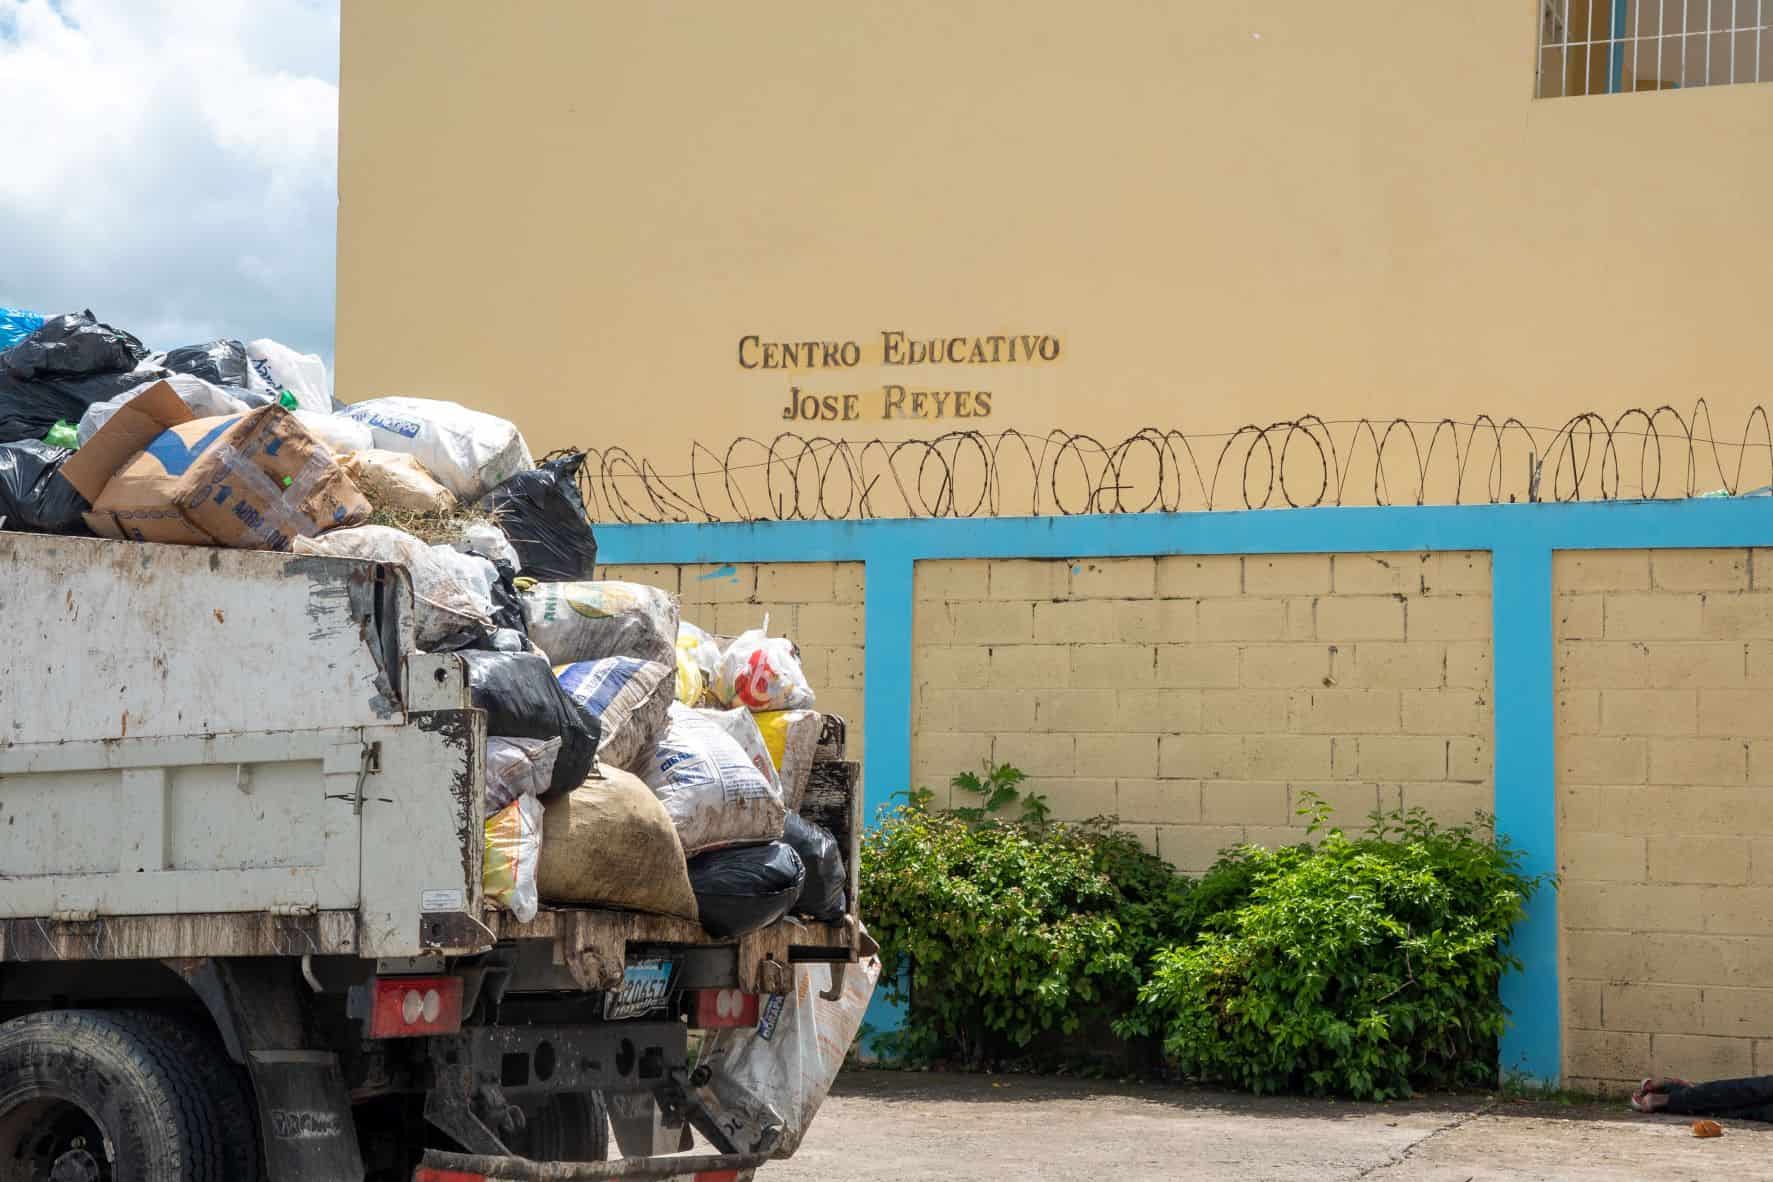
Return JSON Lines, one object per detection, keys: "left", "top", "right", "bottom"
{"left": 0, "top": 307, "right": 45, "bottom": 351}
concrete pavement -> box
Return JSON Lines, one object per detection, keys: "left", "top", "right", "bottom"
{"left": 771, "top": 1069, "right": 1773, "bottom": 1180}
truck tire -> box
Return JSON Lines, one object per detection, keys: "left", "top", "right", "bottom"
{"left": 0, "top": 1009, "right": 225, "bottom": 1182}
{"left": 519, "top": 1091, "right": 610, "bottom": 1162}
{"left": 120, "top": 1011, "right": 262, "bottom": 1182}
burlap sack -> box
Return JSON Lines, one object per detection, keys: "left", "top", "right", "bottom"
{"left": 522, "top": 580, "right": 678, "bottom": 665}
{"left": 536, "top": 765, "right": 699, "bottom": 921}
{"left": 554, "top": 657, "right": 675, "bottom": 772}
{"left": 339, "top": 448, "right": 455, "bottom": 513}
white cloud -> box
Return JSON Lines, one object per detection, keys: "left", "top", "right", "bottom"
{"left": 0, "top": 0, "right": 339, "bottom": 359}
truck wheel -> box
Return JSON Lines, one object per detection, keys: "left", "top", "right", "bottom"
{"left": 119, "top": 1012, "right": 261, "bottom": 1182}
{"left": 519, "top": 1091, "right": 609, "bottom": 1162}
{"left": 0, "top": 1010, "right": 224, "bottom": 1182}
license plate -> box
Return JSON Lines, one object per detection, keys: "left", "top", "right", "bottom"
{"left": 604, "top": 957, "right": 674, "bottom": 1021}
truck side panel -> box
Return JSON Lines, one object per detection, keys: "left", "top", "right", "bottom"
{"left": 0, "top": 535, "right": 488, "bottom": 959}
{"left": 0, "top": 533, "right": 408, "bottom": 745}
{"left": 0, "top": 728, "right": 369, "bottom": 915}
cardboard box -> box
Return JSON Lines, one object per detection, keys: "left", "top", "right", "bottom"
{"left": 62, "top": 380, "right": 371, "bottom": 549}
{"left": 62, "top": 380, "right": 209, "bottom": 544}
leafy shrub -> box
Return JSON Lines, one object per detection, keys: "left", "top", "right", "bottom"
{"left": 860, "top": 764, "right": 1187, "bottom": 1065}
{"left": 1117, "top": 797, "right": 1549, "bottom": 1101}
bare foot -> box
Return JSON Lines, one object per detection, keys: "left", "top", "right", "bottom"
{"left": 1629, "top": 1077, "right": 1692, "bottom": 1113}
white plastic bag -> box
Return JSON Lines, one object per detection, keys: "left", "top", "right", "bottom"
{"left": 483, "top": 793, "right": 543, "bottom": 923}
{"left": 293, "top": 411, "right": 374, "bottom": 456}
{"left": 429, "top": 544, "right": 500, "bottom": 612}
{"left": 340, "top": 449, "right": 457, "bottom": 513}
{"left": 246, "top": 338, "right": 332, "bottom": 413}
{"left": 76, "top": 374, "right": 252, "bottom": 446}
{"left": 293, "top": 525, "right": 493, "bottom": 649}
{"left": 701, "top": 706, "right": 785, "bottom": 799}
{"left": 485, "top": 736, "right": 561, "bottom": 812}
{"left": 638, "top": 702, "right": 786, "bottom": 855}
{"left": 714, "top": 618, "right": 816, "bottom": 712}
{"left": 704, "top": 956, "right": 882, "bottom": 1157}
{"left": 340, "top": 396, "right": 535, "bottom": 502}
{"left": 455, "top": 521, "right": 521, "bottom": 572}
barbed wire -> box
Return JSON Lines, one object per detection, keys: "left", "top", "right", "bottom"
{"left": 563, "top": 402, "right": 1773, "bottom": 523}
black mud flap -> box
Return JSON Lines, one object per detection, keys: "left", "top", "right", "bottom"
{"left": 607, "top": 1090, "right": 691, "bottom": 1159}
{"left": 246, "top": 1049, "right": 365, "bottom": 1182}
{"left": 182, "top": 958, "right": 366, "bottom": 1182}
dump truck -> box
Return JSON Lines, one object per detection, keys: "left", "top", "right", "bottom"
{"left": 0, "top": 532, "right": 867, "bottom": 1181}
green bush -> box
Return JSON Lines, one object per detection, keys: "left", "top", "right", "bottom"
{"left": 860, "top": 768, "right": 1544, "bottom": 1096}
{"left": 1117, "top": 797, "right": 1549, "bottom": 1101}
{"left": 860, "top": 765, "right": 1187, "bottom": 1065}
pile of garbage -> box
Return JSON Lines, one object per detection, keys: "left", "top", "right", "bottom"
{"left": 0, "top": 305, "right": 848, "bottom": 941}
{"left": 477, "top": 586, "right": 847, "bottom": 935}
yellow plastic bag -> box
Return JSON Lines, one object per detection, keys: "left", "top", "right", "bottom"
{"left": 483, "top": 795, "right": 543, "bottom": 922}
{"left": 753, "top": 709, "right": 821, "bottom": 809}
{"left": 675, "top": 645, "right": 705, "bottom": 706}
{"left": 753, "top": 709, "right": 814, "bottom": 770}
{"left": 754, "top": 710, "right": 791, "bottom": 770}
{"left": 675, "top": 621, "right": 720, "bottom": 706}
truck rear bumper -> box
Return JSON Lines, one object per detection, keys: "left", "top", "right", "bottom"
{"left": 418, "top": 1147, "right": 766, "bottom": 1179}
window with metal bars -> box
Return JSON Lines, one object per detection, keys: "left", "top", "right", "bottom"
{"left": 1537, "top": 0, "right": 1771, "bottom": 96}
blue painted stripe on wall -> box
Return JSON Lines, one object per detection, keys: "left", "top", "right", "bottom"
{"left": 861, "top": 555, "right": 916, "bottom": 828}
{"left": 1491, "top": 544, "right": 1559, "bottom": 1082}
{"left": 860, "top": 555, "right": 915, "bottom": 1050}
{"left": 599, "top": 498, "right": 1773, "bottom": 565}
{"left": 599, "top": 499, "right": 1773, "bottom": 1083}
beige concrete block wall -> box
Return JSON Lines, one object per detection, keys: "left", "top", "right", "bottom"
{"left": 596, "top": 562, "right": 866, "bottom": 758}
{"left": 1556, "top": 548, "right": 1773, "bottom": 1092}
{"left": 912, "top": 553, "right": 1494, "bottom": 870}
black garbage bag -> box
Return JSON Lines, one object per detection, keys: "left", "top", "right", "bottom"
{"left": 479, "top": 452, "right": 598, "bottom": 582}
{"left": 474, "top": 628, "right": 531, "bottom": 654}
{"left": 459, "top": 650, "right": 600, "bottom": 795}
{"left": 0, "top": 312, "right": 161, "bottom": 444}
{"left": 0, "top": 369, "right": 169, "bottom": 446}
{"left": 451, "top": 525, "right": 528, "bottom": 634}
{"left": 0, "top": 440, "right": 90, "bottom": 534}
{"left": 687, "top": 841, "right": 806, "bottom": 938}
{"left": 488, "top": 560, "right": 528, "bottom": 634}
{"left": 1, "top": 311, "right": 146, "bottom": 379}
{"left": 781, "top": 813, "right": 847, "bottom": 921}
{"left": 161, "top": 339, "right": 253, "bottom": 389}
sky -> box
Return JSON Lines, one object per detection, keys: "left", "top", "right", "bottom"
{"left": 0, "top": 0, "right": 340, "bottom": 360}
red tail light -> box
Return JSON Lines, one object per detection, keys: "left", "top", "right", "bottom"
{"left": 369, "top": 975, "right": 463, "bottom": 1038}
{"left": 687, "top": 988, "right": 759, "bottom": 1030}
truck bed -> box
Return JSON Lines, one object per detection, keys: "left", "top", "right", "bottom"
{"left": 0, "top": 531, "right": 863, "bottom": 986}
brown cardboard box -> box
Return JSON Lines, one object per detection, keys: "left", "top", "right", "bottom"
{"left": 173, "top": 407, "right": 371, "bottom": 549}
{"left": 62, "top": 380, "right": 371, "bottom": 549}
{"left": 61, "top": 380, "right": 209, "bottom": 544}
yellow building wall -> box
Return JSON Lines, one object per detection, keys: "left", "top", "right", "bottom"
{"left": 338, "top": 2, "right": 1773, "bottom": 499}
{"left": 912, "top": 553, "right": 1494, "bottom": 869}
{"left": 1555, "top": 549, "right": 1773, "bottom": 1092}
